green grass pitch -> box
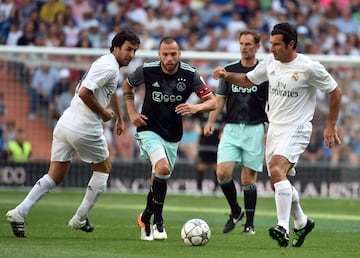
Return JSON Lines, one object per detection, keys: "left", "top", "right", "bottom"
{"left": 0, "top": 190, "right": 359, "bottom": 258}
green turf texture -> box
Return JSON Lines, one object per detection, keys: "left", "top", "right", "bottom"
{"left": 1, "top": 190, "right": 359, "bottom": 258}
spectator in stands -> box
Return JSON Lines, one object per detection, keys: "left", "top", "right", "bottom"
{"left": 194, "top": 0, "right": 221, "bottom": 27}
{"left": 301, "top": 126, "right": 324, "bottom": 164}
{"left": 0, "top": 0, "right": 16, "bottom": 43}
{"left": 54, "top": 80, "right": 75, "bottom": 119}
{"left": 39, "top": 0, "right": 65, "bottom": 25}
{"left": 158, "top": 7, "right": 182, "bottom": 36}
{"left": 6, "top": 128, "right": 32, "bottom": 163}
{"left": 16, "top": 20, "right": 35, "bottom": 46}
{"left": 49, "top": 68, "right": 72, "bottom": 120}
{"left": 348, "top": 126, "right": 360, "bottom": 165}
{"left": 3, "top": 120, "right": 16, "bottom": 144}
{"left": 333, "top": 6, "right": 360, "bottom": 35}
{"left": 0, "top": 91, "right": 7, "bottom": 121}
{"left": 69, "top": 0, "right": 93, "bottom": 26}
{"left": 178, "top": 116, "right": 199, "bottom": 162}
{"left": 63, "top": 17, "right": 80, "bottom": 47}
{"left": 28, "top": 64, "right": 59, "bottom": 120}
{"left": 5, "top": 21, "right": 22, "bottom": 45}
{"left": 113, "top": 118, "right": 137, "bottom": 159}
{"left": 45, "top": 23, "right": 62, "bottom": 47}
{"left": 0, "top": 127, "right": 6, "bottom": 160}
{"left": 194, "top": 103, "right": 224, "bottom": 194}
{"left": 14, "top": 0, "right": 38, "bottom": 28}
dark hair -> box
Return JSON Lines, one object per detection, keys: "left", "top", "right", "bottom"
{"left": 239, "top": 30, "right": 260, "bottom": 44}
{"left": 110, "top": 29, "right": 140, "bottom": 53}
{"left": 159, "top": 36, "right": 180, "bottom": 49}
{"left": 271, "top": 23, "right": 297, "bottom": 49}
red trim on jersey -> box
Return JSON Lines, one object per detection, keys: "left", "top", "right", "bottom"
{"left": 195, "top": 85, "right": 212, "bottom": 99}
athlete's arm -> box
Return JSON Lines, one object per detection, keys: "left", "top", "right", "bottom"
{"left": 109, "top": 93, "right": 124, "bottom": 135}
{"left": 323, "top": 86, "right": 342, "bottom": 148}
{"left": 78, "top": 87, "right": 113, "bottom": 122}
{"left": 122, "top": 79, "right": 148, "bottom": 127}
{"left": 204, "top": 95, "right": 225, "bottom": 136}
{"left": 213, "top": 66, "right": 253, "bottom": 87}
{"left": 175, "top": 93, "right": 217, "bottom": 116}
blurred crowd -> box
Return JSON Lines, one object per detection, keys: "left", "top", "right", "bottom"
{"left": 1, "top": 0, "right": 360, "bottom": 166}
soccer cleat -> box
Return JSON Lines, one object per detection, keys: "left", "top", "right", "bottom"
{"left": 223, "top": 209, "right": 245, "bottom": 233}
{"left": 6, "top": 209, "right": 26, "bottom": 237}
{"left": 153, "top": 222, "right": 167, "bottom": 240}
{"left": 137, "top": 213, "right": 153, "bottom": 241}
{"left": 292, "top": 218, "right": 315, "bottom": 247}
{"left": 68, "top": 215, "right": 94, "bottom": 232}
{"left": 242, "top": 225, "right": 256, "bottom": 235}
{"left": 269, "top": 225, "right": 289, "bottom": 247}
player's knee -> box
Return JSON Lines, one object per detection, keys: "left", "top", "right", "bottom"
{"left": 92, "top": 158, "right": 112, "bottom": 173}
{"left": 154, "top": 161, "right": 170, "bottom": 176}
{"left": 216, "top": 169, "right": 230, "bottom": 181}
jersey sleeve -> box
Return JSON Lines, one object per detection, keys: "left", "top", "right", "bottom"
{"left": 82, "top": 62, "right": 117, "bottom": 92}
{"left": 127, "top": 65, "right": 144, "bottom": 88}
{"left": 309, "top": 61, "right": 337, "bottom": 93}
{"left": 193, "top": 70, "right": 212, "bottom": 99}
{"left": 246, "top": 58, "right": 269, "bottom": 85}
{"left": 216, "top": 78, "right": 228, "bottom": 97}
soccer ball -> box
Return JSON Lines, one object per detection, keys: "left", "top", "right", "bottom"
{"left": 181, "top": 218, "right": 211, "bottom": 246}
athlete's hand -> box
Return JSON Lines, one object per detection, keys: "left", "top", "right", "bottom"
{"left": 114, "top": 117, "right": 124, "bottom": 135}
{"left": 323, "top": 124, "right": 342, "bottom": 148}
{"left": 213, "top": 66, "right": 227, "bottom": 80}
{"left": 102, "top": 109, "right": 114, "bottom": 122}
{"left": 129, "top": 112, "right": 148, "bottom": 128}
{"left": 175, "top": 103, "right": 198, "bottom": 116}
{"left": 203, "top": 123, "right": 214, "bottom": 136}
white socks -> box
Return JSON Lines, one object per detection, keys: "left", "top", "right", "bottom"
{"left": 17, "top": 174, "right": 56, "bottom": 218}
{"left": 75, "top": 171, "right": 109, "bottom": 221}
{"left": 291, "top": 186, "right": 307, "bottom": 229}
{"left": 274, "top": 180, "right": 292, "bottom": 233}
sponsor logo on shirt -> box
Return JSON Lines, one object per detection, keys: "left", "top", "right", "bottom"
{"left": 231, "top": 84, "right": 258, "bottom": 93}
{"left": 152, "top": 91, "right": 183, "bottom": 102}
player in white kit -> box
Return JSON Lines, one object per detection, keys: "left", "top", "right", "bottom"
{"left": 213, "top": 23, "right": 342, "bottom": 247}
{"left": 6, "top": 29, "right": 140, "bottom": 237}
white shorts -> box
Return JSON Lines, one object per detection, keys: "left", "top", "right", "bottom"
{"left": 265, "top": 122, "right": 312, "bottom": 175}
{"left": 51, "top": 123, "right": 109, "bottom": 163}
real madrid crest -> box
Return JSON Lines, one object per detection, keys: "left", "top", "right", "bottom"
{"left": 291, "top": 72, "right": 299, "bottom": 81}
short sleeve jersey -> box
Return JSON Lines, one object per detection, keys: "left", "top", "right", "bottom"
{"left": 127, "top": 61, "right": 211, "bottom": 142}
{"left": 217, "top": 60, "right": 268, "bottom": 124}
{"left": 58, "top": 54, "right": 120, "bottom": 135}
{"left": 247, "top": 54, "right": 337, "bottom": 125}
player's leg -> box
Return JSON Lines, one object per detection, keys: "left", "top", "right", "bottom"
{"left": 268, "top": 155, "right": 292, "bottom": 247}
{"left": 6, "top": 161, "right": 69, "bottom": 237}
{"left": 137, "top": 177, "right": 154, "bottom": 241}
{"left": 241, "top": 167, "right": 257, "bottom": 235}
{"left": 196, "top": 160, "right": 206, "bottom": 193}
{"left": 217, "top": 124, "right": 245, "bottom": 233}
{"left": 291, "top": 184, "right": 315, "bottom": 247}
{"left": 267, "top": 123, "right": 312, "bottom": 247}
{"left": 151, "top": 155, "right": 171, "bottom": 240}
{"left": 68, "top": 132, "right": 110, "bottom": 232}
{"left": 217, "top": 161, "right": 244, "bottom": 233}
{"left": 240, "top": 123, "right": 265, "bottom": 235}
{"left": 69, "top": 158, "right": 111, "bottom": 232}
{"left": 6, "top": 125, "right": 73, "bottom": 237}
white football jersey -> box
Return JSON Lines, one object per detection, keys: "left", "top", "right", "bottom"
{"left": 247, "top": 53, "right": 337, "bottom": 125}
{"left": 58, "top": 54, "right": 119, "bottom": 135}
